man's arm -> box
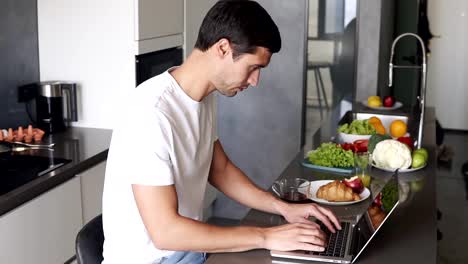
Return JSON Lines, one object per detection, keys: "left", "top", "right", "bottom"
{"left": 132, "top": 184, "right": 326, "bottom": 253}
{"left": 208, "top": 140, "right": 287, "bottom": 215}
{"left": 208, "top": 140, "right": 341, "bottom": 231}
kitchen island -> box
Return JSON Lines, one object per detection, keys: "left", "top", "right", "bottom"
{"left": 0, "top": 127, "right": 112, "bottom": 216}
{"left": 206, "top": 108, "right": 437, "bottom": 264}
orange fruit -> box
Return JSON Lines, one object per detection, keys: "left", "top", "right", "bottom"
{"left": 390, "top": 120, "right": 407, "bottom": 138}
{"left": 373, "top": 123, "right": 386, "bottom": 135}
{"left": 368, "top": 116, "right": 382, "bottom": 125}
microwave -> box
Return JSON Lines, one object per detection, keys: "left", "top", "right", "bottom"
{"left": 135, "top": 47, "right": 183, "bottom": 86}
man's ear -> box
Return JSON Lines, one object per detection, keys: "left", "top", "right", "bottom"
{"left": 214, "top": 38, "right": 232, "bottom": 58}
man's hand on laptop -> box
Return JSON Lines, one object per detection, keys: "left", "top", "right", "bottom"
{"left": 279, "top": 202, "right": 342, "bottom": 233}
{"left": 261, "top": 222, "right": 328, "bottom": 252}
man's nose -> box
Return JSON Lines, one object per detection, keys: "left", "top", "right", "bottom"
{"left": 248, "top": 69, "right": 260, "bottom": 87}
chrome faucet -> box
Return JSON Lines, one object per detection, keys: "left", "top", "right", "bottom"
{"left": 388, "top": 33, "right": 427, "bottom": 149}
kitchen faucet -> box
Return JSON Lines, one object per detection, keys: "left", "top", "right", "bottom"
{"left": 388, "top": 33, "right": 427, "bottom": 149}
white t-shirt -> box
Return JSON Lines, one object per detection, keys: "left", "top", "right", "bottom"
{"left": 102, "top": 69, "right": 217, "bottom": 264}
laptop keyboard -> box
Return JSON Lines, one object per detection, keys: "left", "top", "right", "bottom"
{"left": 307, "top": 222, "right": 350, "bottom": 258}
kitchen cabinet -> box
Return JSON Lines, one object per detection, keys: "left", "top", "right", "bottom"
{"left": 79, "top": 161, "right": 106, "bottom": 224}
{"left": 136, "top": 0, "right": 184, "bottom": 41}
{"left": 0, "top": 177, "right": 82, "bottom": 264}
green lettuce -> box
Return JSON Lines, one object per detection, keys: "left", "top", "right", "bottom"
{"left": 338, "top": 119, "right": 376, "bottom": 135}
{"left": 307, "top": 142, "right": 354, "bottom": 168}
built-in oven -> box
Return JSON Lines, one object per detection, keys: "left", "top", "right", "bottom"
{"left": 135, "top": 47, "right": 183, "bottom": 86}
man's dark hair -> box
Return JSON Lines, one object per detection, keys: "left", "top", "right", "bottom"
{"left": 194, "top": 0, "right": 281, "bottom": 58}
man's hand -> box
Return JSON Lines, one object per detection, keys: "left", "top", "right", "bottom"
{"left": 261, "top": 222, "right": 327, "bottom": 252}
{"left": 279, "top": 203, "right": 342, "bottom": 233}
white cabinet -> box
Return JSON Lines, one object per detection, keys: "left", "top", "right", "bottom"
{"left": 0, "top": 161, "right": 107, "bottom": 264}
{"left": 0, "top": 178, "right": 82, "bottom": 264}
{"left": 136, "top": 0, "right": 184, "bottom": 40}
{"left": 135, "top": 0, "right": 185, "bottom": 55}
{"left": 79, "top": 161, "right": 106, "bottom": 224}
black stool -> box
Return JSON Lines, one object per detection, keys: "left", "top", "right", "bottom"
{"left": 76, "top": 214, "right": 104, "bottom": 264}
{"left": 307, "top": 61, "right": 331, "bottom": 119}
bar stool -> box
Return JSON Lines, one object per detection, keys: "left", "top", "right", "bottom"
{"left": 75, "top": 214, "right": 104, "bottom": 264}
{"left": 307, "top": 61, "right": 331, "bottom": 119}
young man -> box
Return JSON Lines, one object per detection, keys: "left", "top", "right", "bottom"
{"left": 102, "top": 1, "right": 341, "bottom": 263}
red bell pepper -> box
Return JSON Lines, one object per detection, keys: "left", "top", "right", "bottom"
{"left": 397, "top": 136, "right": 413, "bottom": 150}
{"left": 353, "top": 139, "right": 369, "bottom": 153}
{"left": 340, "top": 143, "right": 354, "bottom": 151}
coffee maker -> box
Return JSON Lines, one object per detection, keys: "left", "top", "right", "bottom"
{"left": 18, "top": 81, "right": 78, "bottom": 134}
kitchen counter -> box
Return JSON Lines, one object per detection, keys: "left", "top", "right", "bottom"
{"left": 0, "top": 127, "right": 112, "bottom": 216}
{"left": 206, "top": 108, "right": 437, "bottom": 264}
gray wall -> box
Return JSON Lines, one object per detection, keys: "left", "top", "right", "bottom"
{"left": 355, "top": 0, "right": 395, "bottom": 102}
{"left": 213, "top": 0, "right": 308, "bottom": 219}
{"left": 184, "top": 0, "right": 218, "bottom": 57}
{"left": 0, "top": 0, "right": 40, "bottom": 128}
{"left": 355, "top": 0, "right": 381, "bottom": 102}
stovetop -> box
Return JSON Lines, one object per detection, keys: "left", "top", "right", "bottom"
{"left": 0, "top": 153, "right": 71, "bottom": 196}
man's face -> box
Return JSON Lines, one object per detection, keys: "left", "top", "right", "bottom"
{"left": 215, "top": 46, "right": 272, "bottom": 97}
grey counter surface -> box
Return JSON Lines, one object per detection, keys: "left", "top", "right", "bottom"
{"left": 0, "top": 127, "right": 112, "bottom": 216}
{"left": 207, "top": 108, "right": 437, "bottom": 264}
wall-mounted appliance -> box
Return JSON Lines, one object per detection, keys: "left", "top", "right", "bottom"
{"left": 17, "top": 81, "right": 78, "bottom": 134}
{"left": 136, "top": 47, "right": 183, "bottom": 86}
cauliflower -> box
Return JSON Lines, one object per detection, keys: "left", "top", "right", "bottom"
{"left": 372, "top": 139, "right": 411, "bottom": 169}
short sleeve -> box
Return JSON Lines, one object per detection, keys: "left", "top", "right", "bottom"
{"left": 212, "top": 94, "right": 219, "bottom": 142}
{"left": 116, "top": 107, "right": 174, "bottom": 186}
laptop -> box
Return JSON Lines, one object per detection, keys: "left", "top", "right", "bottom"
{"left": 271, "top": 173, "right": 400, "bottom": 264}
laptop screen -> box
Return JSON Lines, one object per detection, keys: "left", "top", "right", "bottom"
{"left": 351, "top": 174, "right": 400, "bottom": 262}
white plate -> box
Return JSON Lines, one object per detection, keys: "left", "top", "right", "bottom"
{"left": 362, "top": 101, "right": 403, "bottom": 111}
{"left": 309, "top": 180, "right": 370, "bottom": 205}
{"left": 372, "top": 162, "right": 427, "bottom": 173}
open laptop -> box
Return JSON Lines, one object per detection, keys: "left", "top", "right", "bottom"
{"left": 271, "top": 173, "right": 400, "bottom": 264}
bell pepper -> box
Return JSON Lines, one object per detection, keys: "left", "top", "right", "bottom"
{"left": 353, "top": 139, "right": 369, "bottom": 153}
{"left": 397, "top": 136, "right": 413, "bottom": 150}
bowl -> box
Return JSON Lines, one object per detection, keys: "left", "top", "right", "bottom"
{"left": 338, "top": 132, "right": 372, "bottom": 143}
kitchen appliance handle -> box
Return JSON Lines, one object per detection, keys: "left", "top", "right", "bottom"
{"left": 62, "top": 84, "right": 78, "bottom": 122}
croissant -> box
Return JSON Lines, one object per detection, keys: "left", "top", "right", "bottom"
{"left": 316, "top": 180, "right": 360, "bottom": 202}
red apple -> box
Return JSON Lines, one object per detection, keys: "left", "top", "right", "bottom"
{"left": 383, "top": 96, "right": 396, "bottom": 107}
{"left": 343, "top": 176, "right": 364, "bottom": 194}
